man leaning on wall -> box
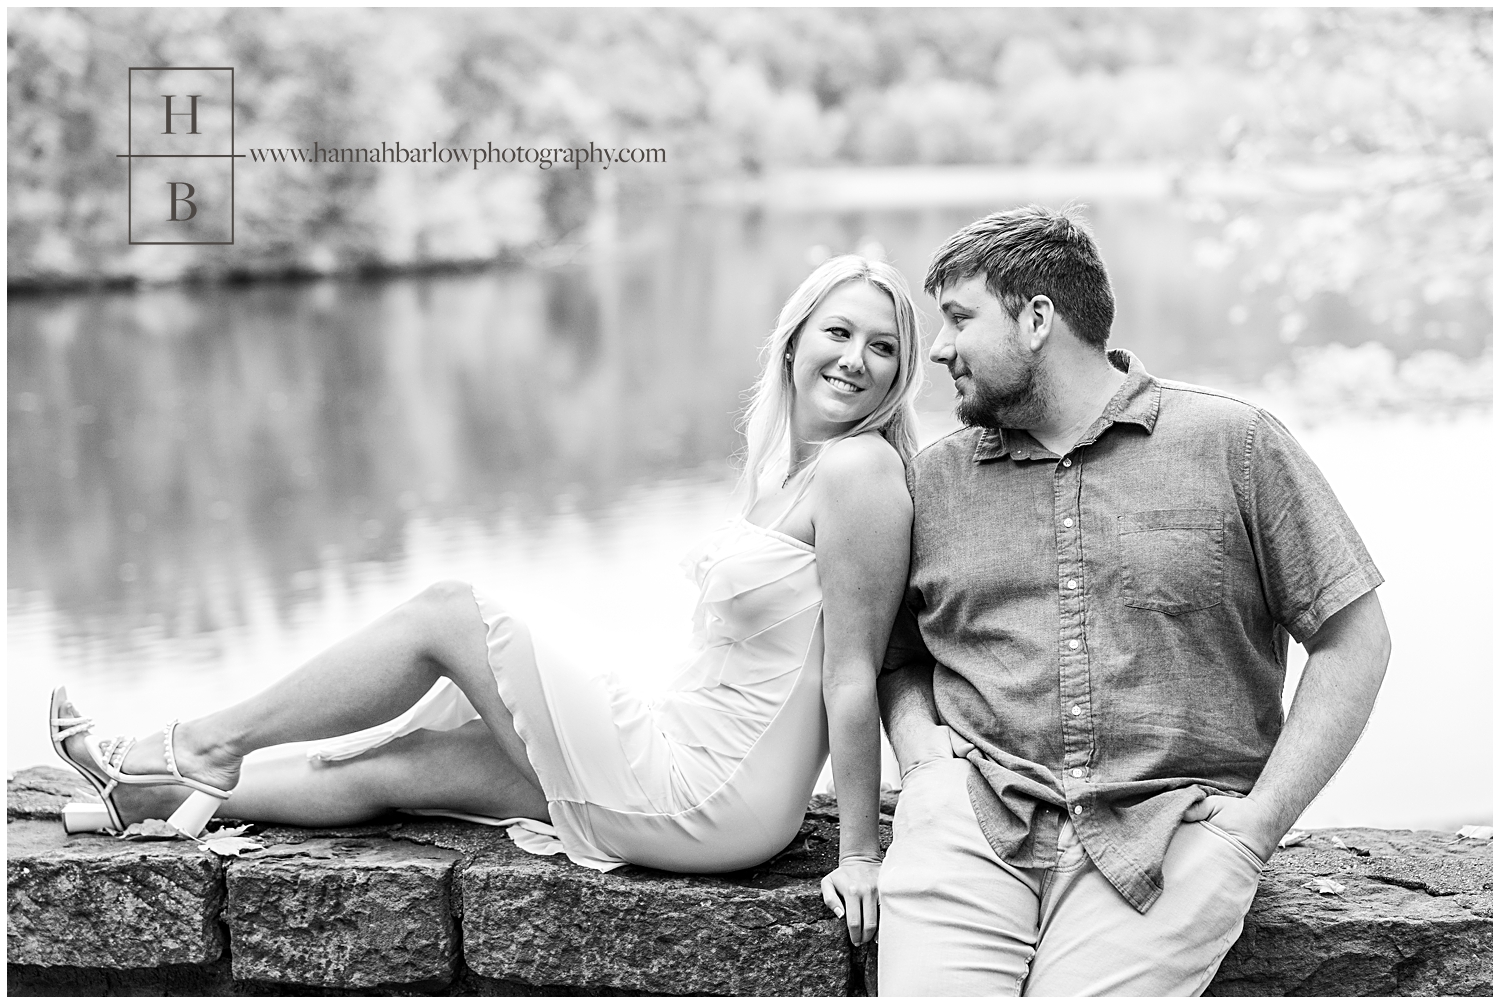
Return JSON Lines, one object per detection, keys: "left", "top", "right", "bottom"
{"left": 876, "top": 204, "right": 1391, "bottom": 996}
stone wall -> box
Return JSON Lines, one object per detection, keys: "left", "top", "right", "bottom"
{"left": 8, "top": 767, "right": 1492, "bottom": 996}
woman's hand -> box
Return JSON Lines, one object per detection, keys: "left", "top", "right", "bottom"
{"left": 821, "top": 855, "right": 881, "bottom": 945}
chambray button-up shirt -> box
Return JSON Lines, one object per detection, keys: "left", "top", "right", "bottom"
{"left": 883, "top": 350, "right": 1383, "bottom": 912}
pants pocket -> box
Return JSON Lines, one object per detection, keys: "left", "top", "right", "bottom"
{"left": 891, "top": 756, "right": 967, "bottom": 840}
{"left": 1198, "top": 820, "right": 1268, "bottom": 870}
{"left": 900, "top": 753, "right": 954, "bottom": 781}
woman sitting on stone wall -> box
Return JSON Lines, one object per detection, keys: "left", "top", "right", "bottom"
{"left": 50, "top": 254, "right": 922, "bottom": 948}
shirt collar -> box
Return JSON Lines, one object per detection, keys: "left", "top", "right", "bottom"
{"left": 972, "top": 349, "right": 1161, "bottom": 463}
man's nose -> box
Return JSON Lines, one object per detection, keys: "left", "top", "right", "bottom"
{"left": 929, "top": 324, "right": 955, "bottom": 364}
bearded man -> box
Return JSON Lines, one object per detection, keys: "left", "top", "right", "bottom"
{"left": 876, "top": 205, "right": 1390, "bottom": 996}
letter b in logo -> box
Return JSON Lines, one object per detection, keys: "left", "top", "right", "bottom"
{"left": 167, "top": 182, "right": 197, "bottom": 221}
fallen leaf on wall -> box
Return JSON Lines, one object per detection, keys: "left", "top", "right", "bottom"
{"left": 200, "top": 836, "right": 265, "bottom": 858}
{"left": 117, "top": 819, "right": 185, "bottom": 841}
{"left": 1302, "top": 877, "right": 1346, "bottom": 895}
{"left": 203, "top": 822, "right": 255, "bottom": 839}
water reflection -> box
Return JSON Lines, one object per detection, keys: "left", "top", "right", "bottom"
{"left": 8, "top": 196, "right": 1491, "bottom": 828}
{"left": 8, "top": 265, "right": 746, "bottom": 634}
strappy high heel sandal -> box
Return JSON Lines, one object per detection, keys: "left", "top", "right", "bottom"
{"left": 49, "top": 686, "right": 233, "bottom": 837}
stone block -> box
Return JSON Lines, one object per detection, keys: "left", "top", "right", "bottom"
{"left": 1208, "top": 828, "right": 1493, "bottom": 996}
{"left": 6, "top": 767, "right": 1491, "bottom": 997}
{"left": 7, "top": 959, "right": 235, "bottom": 996}
{"left": 6, "top": 819, "right": 225, "bottom": 968}
{"left": 225, "top": 837, "right": 462, "bottom": 989}
{"left": 462, "top": 816, "right": 857, "bottom": 996}
{"left": 7, "top": 766, "right": 78, "bottom": 821}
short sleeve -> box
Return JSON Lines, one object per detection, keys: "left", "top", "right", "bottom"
{"left": 880, "top": 460, "right": 933, "bottom": 675}
{"left": 880, "top": 591, "right": 935, "bottom": 676}
{"left": 1245, "top": 411, "right": 1384, "bottom": 642}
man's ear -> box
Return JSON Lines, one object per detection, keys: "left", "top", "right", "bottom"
{"left": 1023, "top": 295, "right": 1055, "bottom": 352}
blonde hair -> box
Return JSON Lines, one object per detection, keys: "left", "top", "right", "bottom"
{"left": 738, "top": 254, "right": 924, "bottom": 513}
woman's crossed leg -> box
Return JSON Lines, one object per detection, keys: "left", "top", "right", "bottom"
{"left": 57, "top": 580, "right": 548, "bottom": 827}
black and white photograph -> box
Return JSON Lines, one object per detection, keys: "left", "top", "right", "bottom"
{"left": 7, "top": 7, "right": 1492, "bottom": 996}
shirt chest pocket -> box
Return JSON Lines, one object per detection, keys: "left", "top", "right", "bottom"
{"left": 1117, "top": 509, "right": 1225, "bottom": 615}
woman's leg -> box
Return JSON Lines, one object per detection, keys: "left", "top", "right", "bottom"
{"left": 62, "top": 581, "right": 544, "bottom": 824}
{"left": 118, "top": 720, "right": 549, "bottom": 826}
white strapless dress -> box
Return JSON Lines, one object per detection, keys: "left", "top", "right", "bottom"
{"left": 309, "top": 517, "right": 829, "bottom": 873}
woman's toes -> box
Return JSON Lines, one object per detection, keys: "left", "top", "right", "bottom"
{"left": 60, "top": 729, "right": 98, "bottom": 777}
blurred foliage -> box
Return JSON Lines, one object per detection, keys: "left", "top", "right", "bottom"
{"left": 1177, "top": 9, "right": 1492, "bottom": 350}
{"left": 1261, "top": 342, "right": 1491, "bottom": 424}
{"left": 7, "top": 6, "right": 1492, "bottom": 308}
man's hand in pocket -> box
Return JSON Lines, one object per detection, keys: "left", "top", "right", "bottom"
{"left": 1182, "top": 794, "right": 1278, "bottom": 864}
{"left": 898, "top": 724, "right": 975, "bottom": 778}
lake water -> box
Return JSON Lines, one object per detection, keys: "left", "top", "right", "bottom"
{"left": 8, "top": 188, "right": 1492, "bottom": 830}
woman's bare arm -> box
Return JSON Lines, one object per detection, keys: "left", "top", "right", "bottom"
{"left": 811, "top": 433, "right": 912, "bottom": 945}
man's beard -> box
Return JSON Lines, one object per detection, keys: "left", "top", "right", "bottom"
{"left": 955, "top": 359, "right": 1048, "bottom": 430}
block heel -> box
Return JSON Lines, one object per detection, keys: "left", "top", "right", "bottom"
{"left": 167, "top": 789, "right": 227, "bottom": 838}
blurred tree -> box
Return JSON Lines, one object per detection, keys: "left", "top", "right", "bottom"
{"left": 1203, "top": 9, "right": 1491, "bottom": 356}
{"left": 7, "top": 7, "right": 1491, "bottom": 297}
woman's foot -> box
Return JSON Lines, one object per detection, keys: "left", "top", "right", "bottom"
{"left": 55, "top": 697, "right": 242, "bottom": 827}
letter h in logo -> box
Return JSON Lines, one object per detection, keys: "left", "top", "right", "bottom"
{"left": 123, "top": 67, "right": 237, "bottom": 244}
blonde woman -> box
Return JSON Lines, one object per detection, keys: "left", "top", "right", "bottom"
{"left": 50, "top": 254, "right": 921, "bottom": 945}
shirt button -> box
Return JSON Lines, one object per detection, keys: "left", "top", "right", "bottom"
{"left": 1066, "top": 579, "right": 1078, "bottom": 589}
{"left": 1063, "top": 517, "right": 1074, "bottom": 528}
{"left": 1070, "top": 768, "right": 1084, "bottom": 778}
{"left": 1070, "top": 705, "right": 1082, "bottom": 716}
{"left": 1068, "top": 639, "right": 1080, "bottom": 650}
{"left": 1062, "top": 458, "right": 1072, "bottom": 467}
{"left": 1073, "top": 804, "right": 1084, "bottom": 815}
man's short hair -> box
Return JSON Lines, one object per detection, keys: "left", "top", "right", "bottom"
{"left": 924, "top": 204, "right": 1115, "bottom": 349}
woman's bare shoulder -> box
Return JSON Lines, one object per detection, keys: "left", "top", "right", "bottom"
{"left": 817, "top": 434, "right": 909, "bottom": 499}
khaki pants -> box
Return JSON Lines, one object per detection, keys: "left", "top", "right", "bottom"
{"left": 878, "top": 758, "right": 1264, "bottom": 997}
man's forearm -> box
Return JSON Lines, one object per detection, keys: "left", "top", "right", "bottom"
{"left": 877, "top": 662, "right": 942, "bottom": 773}
{"left": 1249, "top": 590, "right": 1392, "bottom": 838}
